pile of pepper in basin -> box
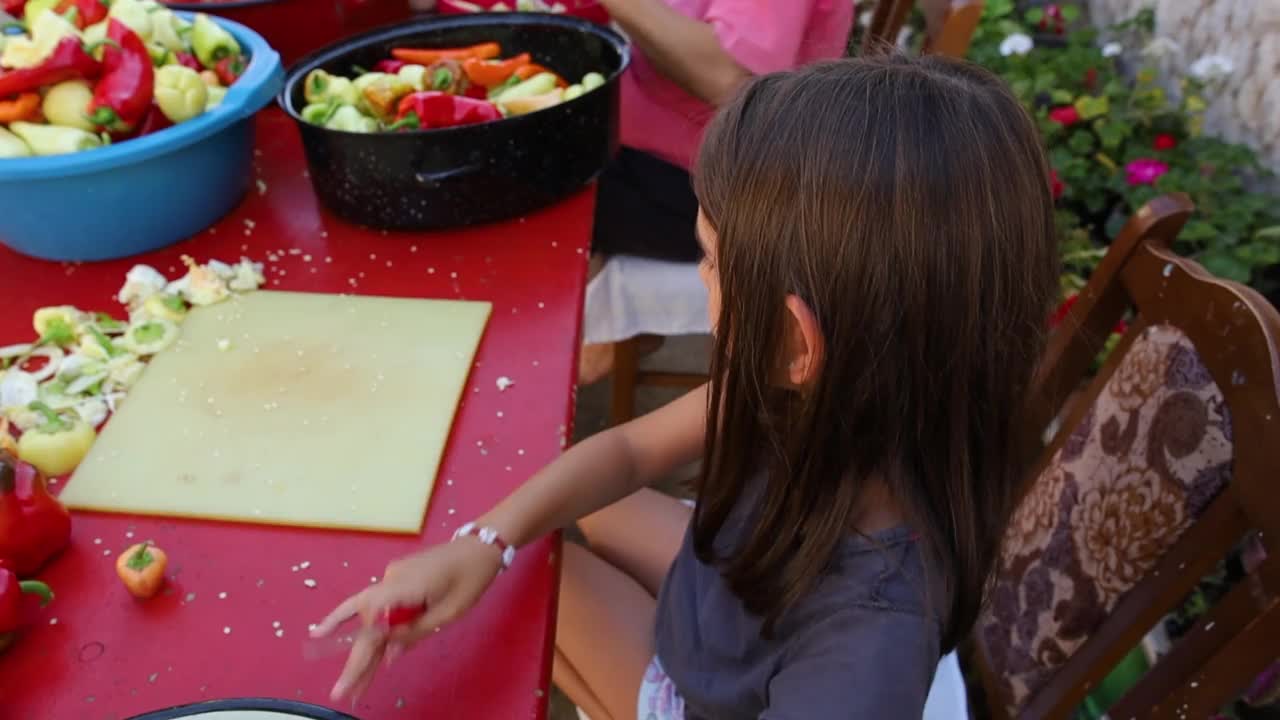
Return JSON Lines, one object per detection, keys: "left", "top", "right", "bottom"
{"left": 0, "top": 0, "right": 249, "bottom": 157}
{"left": 300, "top": 41, "right": 605, "bottom": 133}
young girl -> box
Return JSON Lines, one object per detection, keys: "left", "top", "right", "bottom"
{"left": 311, "top": 54, "right": 1060, "bottom": 718}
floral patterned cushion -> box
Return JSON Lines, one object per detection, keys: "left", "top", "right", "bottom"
{"left": 979, "top": 324, "right": 1234, "bottom": 714}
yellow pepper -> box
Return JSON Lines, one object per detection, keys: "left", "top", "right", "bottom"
{"left": 149, "top": 8, "right": 186, "bottom": 53}
{"left": 191, "top": 13, "right": 239, "bottom": 68}
{"left": 1, "top": 10, "right": 79, "bottom": 70}
{"left": 305, "top": 69, "right": 359, "bottom": 106}
{"left": 154, "top": 65, "right": 208, "bottom": 123}
{"left": 204, "top": 85, "right": 227, "bottom": 110}
{"left": 9, "top": 122, "right": 101, "bottom": 156}
{"left": 41, "top": 81, "right": 96, "bottom": 131}
{"left": 0, "top": 128, "right": 32, "bottom": 158}
{"left": 16, "top": 402, "right": 96, "bottom": 477}
{"left": 107, "top": 0, "right": 153, "bottom": 42}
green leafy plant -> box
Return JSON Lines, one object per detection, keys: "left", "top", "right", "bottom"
{"left": 968, "top": 2, "right": 1280, "bottom": 296}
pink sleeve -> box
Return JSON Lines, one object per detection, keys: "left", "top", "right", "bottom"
{"left": 704, "top": 0, "right": 815, "bottom": 75}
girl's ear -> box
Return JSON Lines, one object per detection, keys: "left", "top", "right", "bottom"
{"left": 783, "top": 294, "right": 824, "bottom": 388}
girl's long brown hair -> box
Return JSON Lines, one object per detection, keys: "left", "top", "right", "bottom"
{"left": 692, "top": 54, "right": 1059, "bottom": 652}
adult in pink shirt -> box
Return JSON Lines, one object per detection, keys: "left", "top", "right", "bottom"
{"left": 592, "top": 0, "right": 854, "bottom": 262}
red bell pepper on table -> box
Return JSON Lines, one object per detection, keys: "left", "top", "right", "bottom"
{"left": 391, "top": 91, "right": 502, "bottom": 130}
{"left": 86, "top": 19, "right": 154, "bottom": 133}
{"left": 0, "top": 568, "right": 53, "bottom": 654}
{"left": 0, "top": 35, "right": 101, "bottom": 98}
{"left": 0, "top": 451, "right": 71, "bottom": 578}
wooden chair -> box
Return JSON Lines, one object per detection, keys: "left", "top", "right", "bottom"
{"left": 610, "top": 337, "right": 705, "bottom": 425}
{"left": 862, "top": 0, "right": 985, "bottom": 59}
{"left": 970, "top": 193, "right": 1280, "bottom": 718}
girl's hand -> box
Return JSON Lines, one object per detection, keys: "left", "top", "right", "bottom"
{"left": 310, "top": 538, "right": 504, "bottom": 701}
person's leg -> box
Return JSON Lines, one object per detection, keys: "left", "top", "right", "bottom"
{"left": 554, "top": 542, "right": 658, "bottom": 720}
{"left": 578, "top": 488, "right": 692, "bottom": 596}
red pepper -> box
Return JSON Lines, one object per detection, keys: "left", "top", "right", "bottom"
{"left": 0, "top": 451, "right": 71, "bottom": 578}
{"left": 214, "top": 54, "right": 245, "bottom": 86}
{"left": 393, "top": 91, "right": 502, "bottom": 130}
{"left": 55, "top": 0, "right": 107, "bottom": 29}
{"left": 1, "top": 0, "right": 25, "bottom": 13}
{"left": 374, "top": 59, "right": 408, "bottom": 74}
{"left": 134, "top": 102, "right": 173, "bottom": 137}
{"left": 174, "top": 52, "right": 203, "bottom": 72}
{"left": 86, "top": 19, "right": 154, "bottom": 133}
{"left": 0, "top": 569, "right": 52, "bottom": 653}
{"left": 0, "top": 36, "right": 102, "bottom": 98}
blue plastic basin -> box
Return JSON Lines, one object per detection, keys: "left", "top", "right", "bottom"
{"left": 0, "top": 14, "right": 283, "bottom": 262}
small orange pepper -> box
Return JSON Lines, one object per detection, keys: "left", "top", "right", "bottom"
{"left": 116, "top": 541, "right": 167, "bottom": 599}
{"left": 512, "top": 63, "right": 567, "bottom": 88}
{"left": 462, "top": 53, "right": 531, "bottom": 88}
{"left": 391, "top": 42, "right": 501, "bottom": 66}
{"left": 0, "top": 93, "right": 41, "bottom": 124}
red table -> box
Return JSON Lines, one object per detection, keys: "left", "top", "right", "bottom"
{"left": 0, "top": 110, "right": 592, "bottom": 720}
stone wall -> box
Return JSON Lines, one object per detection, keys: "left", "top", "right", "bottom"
{"left": 1086, "top": 0, "right": 1280, "bottom": 173}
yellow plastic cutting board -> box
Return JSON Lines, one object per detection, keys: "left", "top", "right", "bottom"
{"left": 61, "top": 291, "right": 491, "bottom": 534}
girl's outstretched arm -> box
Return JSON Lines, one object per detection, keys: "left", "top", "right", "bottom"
{"left": 314, "top": 384, "right": 707, "bottom": 701}
{"left": 478, "top": 382, "right": 707, "bottom": 548}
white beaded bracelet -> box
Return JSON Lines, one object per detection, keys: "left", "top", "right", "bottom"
{"left": 452, "top": 522, "right": 516, "bottom": 572}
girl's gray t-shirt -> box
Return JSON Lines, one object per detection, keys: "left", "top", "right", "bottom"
{"left": 654, "top": 515, "right": 943, "bottom": 719}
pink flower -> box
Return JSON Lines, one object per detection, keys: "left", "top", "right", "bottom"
{"left": 1125, "top": 158, "right": 1170, "bottom": 186}
{"left": 1048, "top": 105, "right": 1080, "bottom": 126}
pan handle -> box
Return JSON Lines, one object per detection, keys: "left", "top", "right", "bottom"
{"left": 415, "top": 163, "right": 485, "bottom": 188}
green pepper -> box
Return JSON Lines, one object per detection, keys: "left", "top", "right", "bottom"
{"left": 120, "top": 318, "right": 178, "bottom": 355}
{"left": 149, "top": 8, "right": 186, "bottom": 53}
{"left": 41, "top": 80, "right": 96, "bottom": 131}
{"left": 153, "top": 64, "right": 207, "bottom": 123}
{"left": 9, "top": 122, "right": 101, "bottom": 156}
{"left": 0, "top": 128, "right": 32, "bottom": 158}
{"left": 147, "top": 43, "right": 174, "bottom": 67}
{"left": 107, "top": 0, "right": 154, "bottom": 41}
{"left": 580, "top": 72, "right": 605, "bottom": 92}
{"left": 191, "top": 13, "right": 240, "bottom": 69}
{"left": 492, "top": 72, "right": 557, "bottom": 102}
{"left": 301, "top": 100, "right": 339, "bottom": 126}
{"left": 562, "top": 83, "right": 584, "bottom": 101}
{"left": 304, "top": 69, "right": 359, "bottom": 106}
{"left": 324, "top": 105, "right": 378, "bottom": 133}
{"left": 204, "top": 84, "right": 227, "bottom": 110}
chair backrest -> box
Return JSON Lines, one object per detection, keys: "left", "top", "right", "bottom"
{"left": 971, "top": 193, "right": 1280, "bottom": 719}
{"left": 861, "top": 0, "right": 984, "bottom": 59}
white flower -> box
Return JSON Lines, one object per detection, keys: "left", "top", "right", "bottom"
{"left": 1188, "top": 54, "right": 1234, "bottom": 82}
{"left": 1141, "top": 37, "right": 1181, "bottom": 60}
{"left": 858, "top": 9, "right": 873, "bottom": 28}
{"left": 1101, "top": 42, "right": 1123, "bottom": 58}
{"left": 999, "top": 33, "right": 1034, "bottom": 57}
{"left": 896, "top": 26, "right": 914, "bottom": 49}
